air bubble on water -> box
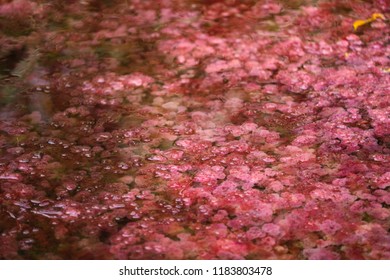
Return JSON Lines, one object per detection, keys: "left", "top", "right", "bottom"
{"left": 109, "top": 204, "right": 125, "bottom": 209}
{"left": 118, "top": 162, "right": 129, "bottom": 170}
{"left": 140, "top": 223, "right": 148, "bottom": 229}
{"left": 14, "top": 201, "right": 31, "bottom": 209}
{"left": 33, "top": 209, "right": 62, "bottom": 218}
{"left": 130, "top": 211, "right": 140, "bottom": 219}
{"left": 38, "top": 201, "right": 50, "bottom": 207}
{"left": 22, "top": 238, "right": 35, "bottom": 244}
{"left": 122, "top": 232, "right": 133, "bottom": 238}
{"left": 7, "top": 211, "right": 16, "bottom": 219}
{"left": 96, "top": 133, "right": 112, "bottom": 142}
{"left": 32, "top": 152, "right": 42, "bottom": 159}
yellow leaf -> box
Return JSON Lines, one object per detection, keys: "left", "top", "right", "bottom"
{"left": 371, "top": 13, "right": 385, "bottom": 20}
{"left": 353, "top": 19, "right": 373, "bottom": 31}
{"left": 353, "top": 13, "right": 386, "bottom": 31}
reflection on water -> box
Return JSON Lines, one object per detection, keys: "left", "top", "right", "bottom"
{"left": 0, "top": 40, "right": 56, "bottom": 124}
{"left": 0, "top": 81, "right": 53, "bottom": 124}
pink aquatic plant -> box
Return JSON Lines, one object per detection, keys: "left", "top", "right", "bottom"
{"left": 0, "top": 0, "right": 389, "bottom": 260}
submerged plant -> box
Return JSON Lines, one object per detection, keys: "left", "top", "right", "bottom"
{"left": 10, "top": 48, "right": 41, "bottom": 79}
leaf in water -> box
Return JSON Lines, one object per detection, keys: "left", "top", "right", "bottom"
{"left": 353, "top": 13, "right": 386, "bottom": 31}
{"left": 371, "top": 13, "right": 386, "bottom": 20}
